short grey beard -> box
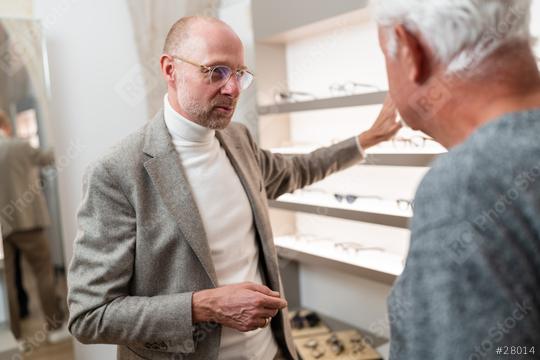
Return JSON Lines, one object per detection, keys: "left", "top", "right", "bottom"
{"left": 179, "top": 92, "right": 232, "bottom": 130}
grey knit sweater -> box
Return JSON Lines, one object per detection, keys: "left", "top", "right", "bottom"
{"left": 389, "top": 109, "right": 540, "bottom": 359}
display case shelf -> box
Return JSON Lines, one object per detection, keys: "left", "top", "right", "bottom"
{"left": 364, "top": 152, "right": 441, "bottom": 167}
{"left": 271, "top": 146, "right": 443, "bottom": 167}
{"left": 253, "top": 0, "right": 369, "bottom": 43}
{"left": 276, "top": 236, "right": 403, "bottom": 285}
{"left": 268, "top": 195, "right": 411, "bottom": 229}
{"left": 258, "top": 91, "right": 388, "bottom": 115}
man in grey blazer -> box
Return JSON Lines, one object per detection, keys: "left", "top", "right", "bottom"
{"left": 67, "top": 16, "right": 400, "bottom": 360}
{"left": 0, "top": 111, "right": 65, "bottom": 341}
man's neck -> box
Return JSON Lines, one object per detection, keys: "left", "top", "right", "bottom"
{"left": 431, "top": 86, "right": 540, "bottom": 149}
{"left": 426, "top": 55, "right": 540, "bottom": 148}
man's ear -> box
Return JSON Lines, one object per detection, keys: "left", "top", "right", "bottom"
{"left": 394, "top": 25, "right": 429, "bottom": 84}
{"left": 160, "top": 54, "right": 176, "bottom": 84}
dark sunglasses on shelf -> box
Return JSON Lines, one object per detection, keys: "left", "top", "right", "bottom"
{"left": 291, "top": 311, "right": 321, "bottom": 329}
{"left": 333, "top": 193, "right": 382, "bottom": 204}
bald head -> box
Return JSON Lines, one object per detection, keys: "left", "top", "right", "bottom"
{"left": 160, "top": 16, "right": 247, "bottom": 130}
{"left": 163, "top": 16, "right": 241, "bottom": 56}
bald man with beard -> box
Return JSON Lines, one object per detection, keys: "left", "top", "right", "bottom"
{"left": 67, "top": 16, "right": 401, "bottom": 360}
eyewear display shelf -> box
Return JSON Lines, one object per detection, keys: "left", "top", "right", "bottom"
{"left": 289, "top": 307, "right": 389, "bottom": 355}
{"left": 252, "top": 1, "right": 432, "bottom": 357}
{"left": 270, "top": 147, "right": 443, "bottom": 168}
{"left": 252, "top": 0, "right": 435, "bottom": 276}
{"left": 275, "top": 235, "right": 402, "bottom": 285}
{"left": 258, "top": 91, "right": 388, "bottom": 115}
{"left": 268, "top": 197, "right": 410, "bottom": 230}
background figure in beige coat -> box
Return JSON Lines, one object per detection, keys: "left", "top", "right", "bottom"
{"left": 68, "top": 16, "right": 400, "bottom": 360}
{"left": 0, "top": 111, "right": 65, "bottom": 340}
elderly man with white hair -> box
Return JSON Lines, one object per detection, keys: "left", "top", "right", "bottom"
{"left": 376, "top": 1, "right": 540, "bottom": 359}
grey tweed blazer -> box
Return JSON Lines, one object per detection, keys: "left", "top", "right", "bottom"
{"left": 67, "top": 110, "right": 363, "bottom": 360}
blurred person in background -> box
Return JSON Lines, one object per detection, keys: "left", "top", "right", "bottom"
{"left": 0, "top": 110, "right": 69, "bottom": 343}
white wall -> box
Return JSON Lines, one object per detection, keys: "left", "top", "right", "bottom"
{"left": 0, "top": 0, "right": 32, "bottom": 18}
{"left": 219, "top": 0, "right": 259, "bottom": 136}
{"left": 33, "top": 0, "right": 149, "bottom": 358}
{"left": 533, "top": 0, "right": 540, "bottom": 56}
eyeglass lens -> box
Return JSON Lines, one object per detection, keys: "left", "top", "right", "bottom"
{"left": 210, "top": 66, "right": 253, "bottom": 90}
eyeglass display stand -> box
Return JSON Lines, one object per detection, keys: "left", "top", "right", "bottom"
{"left": 0, "top": 230, "right": 21, "bottom": 359}
{"left": 275, "top": 236, "right": 401, "bottom": 286}
{"left": 258, "top": 91, "right": 388, "bottom": 116}
{"left": 251, "top": 1, "right": 433, "bottom": 359}
{"left": 269, "top": 198, "right": 410, "bottom": 229}
{"left": 272, "top": 147, "right": 442, "bottom": 168}
{"left": 295, "top": 329, "right": 382, "bottom": 360}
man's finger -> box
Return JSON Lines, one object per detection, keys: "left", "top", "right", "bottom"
{"left": 244, "top": 283, "right": 280, "bottom": 297}
{"left": 259, "top": 294, "right": 288, "bottom": 309}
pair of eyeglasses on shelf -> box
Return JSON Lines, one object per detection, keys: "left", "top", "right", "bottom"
{"left": 273, "top": 90, "right": 317, "bottom": 104}
{"left": 170, "top": 55, "right": 254, "bottom": 90}
{"left": 326, "top": 334, "right": 346, "bottom": 355}
{"left": 333, "top": 192, "right": 414, "bottom": 211}
{"left": 328, "top": 81, "right": 381, "bottom": 96}
{"left": 333, "top": 193, "right": 383, "bottom": 204}
{"left": 295, "top": 188, "right": 415, "bottom": 212}
{"left": 303, "top": 338, "right": 326, "bottom": 359}
{"left": 291, "top": 235, "right": 389, "bottom": 256}
{"left": 391, "top": 135, "right": 437, "bottom": 149}
{"left": 350, "top": 334, "right": 368, "bottom": 354}
{"left": 291, "top": 311, "right": 321, "bottom": 330}
{"left": 333, "top": 241, "right": 385, "bottom": 253}
{"left": 303, "top": 335, "right": 345, "bottom": 357}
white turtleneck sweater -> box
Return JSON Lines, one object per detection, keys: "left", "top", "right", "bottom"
{"left": 163, "top": 95, "right": 279, "bottom": 360}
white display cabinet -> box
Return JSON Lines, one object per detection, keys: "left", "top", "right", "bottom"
{"left": 251, "top": 0, "right": 443, "bottom": 349}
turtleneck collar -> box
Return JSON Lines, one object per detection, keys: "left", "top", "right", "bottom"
{"left": 163, "top": 94, "right": 215, "bottom": 144}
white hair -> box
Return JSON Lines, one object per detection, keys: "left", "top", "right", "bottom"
{"left": 376, "top": 0, "right": 533, "bottom": 74}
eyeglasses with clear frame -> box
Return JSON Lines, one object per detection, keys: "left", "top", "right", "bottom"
{"left": 392, "top": 135, "right": 436, "bottom": 149}
{"left": 170, "top": 55, "right": 254, "bottom": 90}
{"left": 329, "top": 81, "right": 381, "bottom": 96}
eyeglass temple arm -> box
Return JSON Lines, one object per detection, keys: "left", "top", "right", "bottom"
{"left": 171, "top": 55, "right": 211, "bottom": 73}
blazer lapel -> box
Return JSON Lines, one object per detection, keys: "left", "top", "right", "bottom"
{"left": 143, "top": 111, "right": 218, "bottom": 287}
{"left": 216, "top": 130, "right": 281, "bottom": 291}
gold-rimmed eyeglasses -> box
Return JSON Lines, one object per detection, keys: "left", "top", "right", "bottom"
{"left": 170, "top": 55, "right": 254, "bottom": 90}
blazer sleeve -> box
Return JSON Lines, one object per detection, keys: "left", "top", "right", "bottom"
{"left": 242, "top": 126, "right": 365, "bottom": 199}
{"left": 67, "top": 160, "right": 197, "bottom": 354}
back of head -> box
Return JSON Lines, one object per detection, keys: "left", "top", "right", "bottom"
{"left": 376, "top": 0, "right": 533, "bottom": 75}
